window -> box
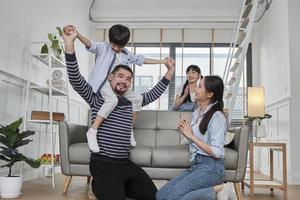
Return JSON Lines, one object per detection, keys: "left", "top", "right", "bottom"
{"left": 129, "top": 43, "right": 252, "bottom": 113}
{"left": 175, "top": 47, "right": 210, "bottom": 96}
{"left": 133, "top": 47, "right": 169, "bottom": 110}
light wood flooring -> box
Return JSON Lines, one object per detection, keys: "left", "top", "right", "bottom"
{"left": 5, "top": 174, "right": 300, "bottom": 200}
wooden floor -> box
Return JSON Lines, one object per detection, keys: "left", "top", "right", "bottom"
{"left": 6, "top": 174, "right": 300, "bottom": 200}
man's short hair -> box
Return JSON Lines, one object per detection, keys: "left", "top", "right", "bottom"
{"left": 111, "top": 65, "right": 133, "bottom": 77}
{"left": 109, "top": 24, "right": 130, "bottom": 47}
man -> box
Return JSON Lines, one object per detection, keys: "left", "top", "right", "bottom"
{"left": 63, "top": 29, "right": 175, "bottom": 200}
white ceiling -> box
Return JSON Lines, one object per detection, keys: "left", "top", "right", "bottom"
{"left": 91, "top": 0, "right": 243, "bottom": 28}
{"left": 93, "top": 0, "right": 241, "bottom": 10}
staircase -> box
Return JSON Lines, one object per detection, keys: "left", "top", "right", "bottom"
{"left": 223, "top": 0, "right": 260, "bottom": 124}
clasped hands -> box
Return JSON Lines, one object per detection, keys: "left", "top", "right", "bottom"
{"left": 178, "top": 118, "right": 194, "bottom": 140}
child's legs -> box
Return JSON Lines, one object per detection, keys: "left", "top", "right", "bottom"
{"left": 92, "top": 83, "right": 117, "bottom": 129}
{"left": 87, "top": 82, "right": 118, "bottom": 152}
{"left": 125, "top": 90, "right": 143, "bottom": 146}
{"left": 97, "top": 81, "right": 118, "bottom": 119}
{"left": 124, "top": 90, "right": 143, "bottom": 112}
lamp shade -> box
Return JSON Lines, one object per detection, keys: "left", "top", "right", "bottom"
{"left": 247, "top": 87, "right": 265, "bottom": 117}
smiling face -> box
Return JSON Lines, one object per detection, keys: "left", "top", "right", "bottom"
{"left": 109, "top": 68, "right": 133, "bottom": 96}
{"left": 194, "top": 77, "right": 213, "bottom": 104}
{"left": 186, "top": 69, "right": 200, "bottom": 84}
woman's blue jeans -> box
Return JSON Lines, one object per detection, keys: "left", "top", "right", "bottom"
{"left": 156, "top": 154, "right": 225, "bottom": 200}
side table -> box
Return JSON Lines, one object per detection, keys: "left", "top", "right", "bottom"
{"left": 243, "top": 142, "right": 287, "bottom": 200}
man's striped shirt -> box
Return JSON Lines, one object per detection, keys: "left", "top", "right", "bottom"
{"left": 65, "top": 53, "right": 169, "bottom": 160}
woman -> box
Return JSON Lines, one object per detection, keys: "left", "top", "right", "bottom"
{"left": 172, "top": 65, "right": 202, "bottom": 111}
{"left": 157, "top": 75, "right": 227, "bottom": 200}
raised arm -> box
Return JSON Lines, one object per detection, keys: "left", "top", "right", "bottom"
{"left": 63, "top": 25, "right": 92, "bottom": 49}
{"left": 142, "top": 58, "right": 175, "bottom": 106}
{"left": 144, "top": 58, "right": 169, "bottom": 65}
{"left": 174, "top": 87, "right": 189, "bottom": 109}
{"left": 63, "top": 28, "right": 95, "bottom": 106}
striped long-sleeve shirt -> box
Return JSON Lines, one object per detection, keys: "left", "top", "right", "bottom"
{"left": 65, "top": 53, "right": 170, "bottom": 160}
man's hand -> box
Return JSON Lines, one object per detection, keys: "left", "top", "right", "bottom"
{"left": 62, "top": 25, "right": 78, "bottom": 54}
{"left": 63, "top": 25, "right": 74, "bottom": 35}
{"left": 164, "top": 57, "right": 175, "bottom": 80}
{"left": 62, "top": 25, "right": 78, "bottom": 42}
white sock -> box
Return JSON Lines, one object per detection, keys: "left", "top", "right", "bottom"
{"left": 130, "top": 131, "right": 136, "bottom": 147}
{"left": 86, "top": 128, "right": 100, "bottom": 152}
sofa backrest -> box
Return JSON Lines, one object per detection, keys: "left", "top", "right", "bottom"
{"left": 133, "top": 110, "right": 192, "bottom": 147}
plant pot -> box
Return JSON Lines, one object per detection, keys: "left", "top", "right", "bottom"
{"left": 0, "top": 176, "right": 22, "bottom": 198}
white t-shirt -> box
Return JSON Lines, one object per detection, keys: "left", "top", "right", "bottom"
{"left": 114, "top": 53, "right": 122, "bottom": 66}
{"left": 176, "top": 86, "right": 196, "bottom": 102}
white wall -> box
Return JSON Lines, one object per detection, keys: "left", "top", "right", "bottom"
{"left": 288, "top": 0, "right": 300, "bottom": 185}
{"left": 0, "top": 0, "right": 92, "bottom": 180}
{"left": 253, "top": 0, "right": 300, "bottom": 184}
{"left": 0, "top": 0, "right": 93, "bottom": 101}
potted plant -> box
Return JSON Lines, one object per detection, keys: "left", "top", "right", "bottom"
{"left": 40, "top": 27, "right": 64, "bottom": 59}
{"left": 0, "top": 118, "right": 41, "bottom": 198}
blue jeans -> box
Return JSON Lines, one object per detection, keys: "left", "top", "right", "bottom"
{"left": 156, "top": 154, "right": 225, "bottom": 200}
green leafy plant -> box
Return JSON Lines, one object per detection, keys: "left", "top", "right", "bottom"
{"left": 41, "top": 27, "right": 63, "bottom": 59}
{"left": 0, "top": 118, "right": 41, "bottom": 177}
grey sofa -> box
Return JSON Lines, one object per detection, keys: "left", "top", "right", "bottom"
{"left": 59, "top": 110, "right": 249, "bottom": 200}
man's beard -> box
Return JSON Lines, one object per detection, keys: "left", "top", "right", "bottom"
{"left": 113, "top": 83, "right": 128, "bottom": 95}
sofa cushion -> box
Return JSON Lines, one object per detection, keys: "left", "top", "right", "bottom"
{"left": 129, "top": 146, "right": 152, "bottom": 167}
{"left": 152, "top": 145, "right": 190, "bottom": 168}
{"left": 69, "top": 143, "right": 90, "bottom": 164}
{"left": 225, "top": 147, "right": 238, "bottom": 170}
{"left": 134, "top": 129, "right": 156, "bottom": 147}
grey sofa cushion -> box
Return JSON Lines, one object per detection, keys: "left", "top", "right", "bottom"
{"left": 224, "top": 147, "right": 238, "bottom": 170}
{"left": 69, "top": 143, "right": 90, "bottom": 164}
{"left": 152, "top": 145, "right": 190, "bottom": 168}
{"left": 129, "top": 146, "right": 152, "bottom": 167}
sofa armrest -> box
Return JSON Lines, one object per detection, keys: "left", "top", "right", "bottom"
{"left": 59, "top": 122, "right": 88, "bottom": 175}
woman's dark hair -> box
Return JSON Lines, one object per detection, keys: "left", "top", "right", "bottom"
{"left": 199, "top": 75, "right": 225, "bottom": 134}
{"left": 180, "top": 65, "right": 201, "bottom": 103}
{"left": 109, "top": 24, "right": 130, "bottom": 47}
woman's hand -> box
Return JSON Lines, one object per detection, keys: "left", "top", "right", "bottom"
{"left": 178, "top": 119, "right": 194, "bottom": 140}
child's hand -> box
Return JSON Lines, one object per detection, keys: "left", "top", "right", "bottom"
{"left": 62, "top": 25, "right": 78, "bottom": 43}
{"left": 63, "top": 25, "right": 78, "bottom": 36}
{"left": 164, "top": 57, "right": 175, "bottom": 67}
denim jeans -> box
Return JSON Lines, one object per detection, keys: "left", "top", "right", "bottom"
{"left": 156, "top": 154, "right": 225, "bottom": 200}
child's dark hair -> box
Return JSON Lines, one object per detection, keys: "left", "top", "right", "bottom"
{"left": 199, "top": 75, "right": 225, "bottom": 134}
{"left": 180, "top": 65, "right": 202, "bottom": 103}
{"left": 109, "top": 24, "right": 130, "bottom": 47}
{"left": 111, "top": 64, "right": 133, "bottom": 76}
